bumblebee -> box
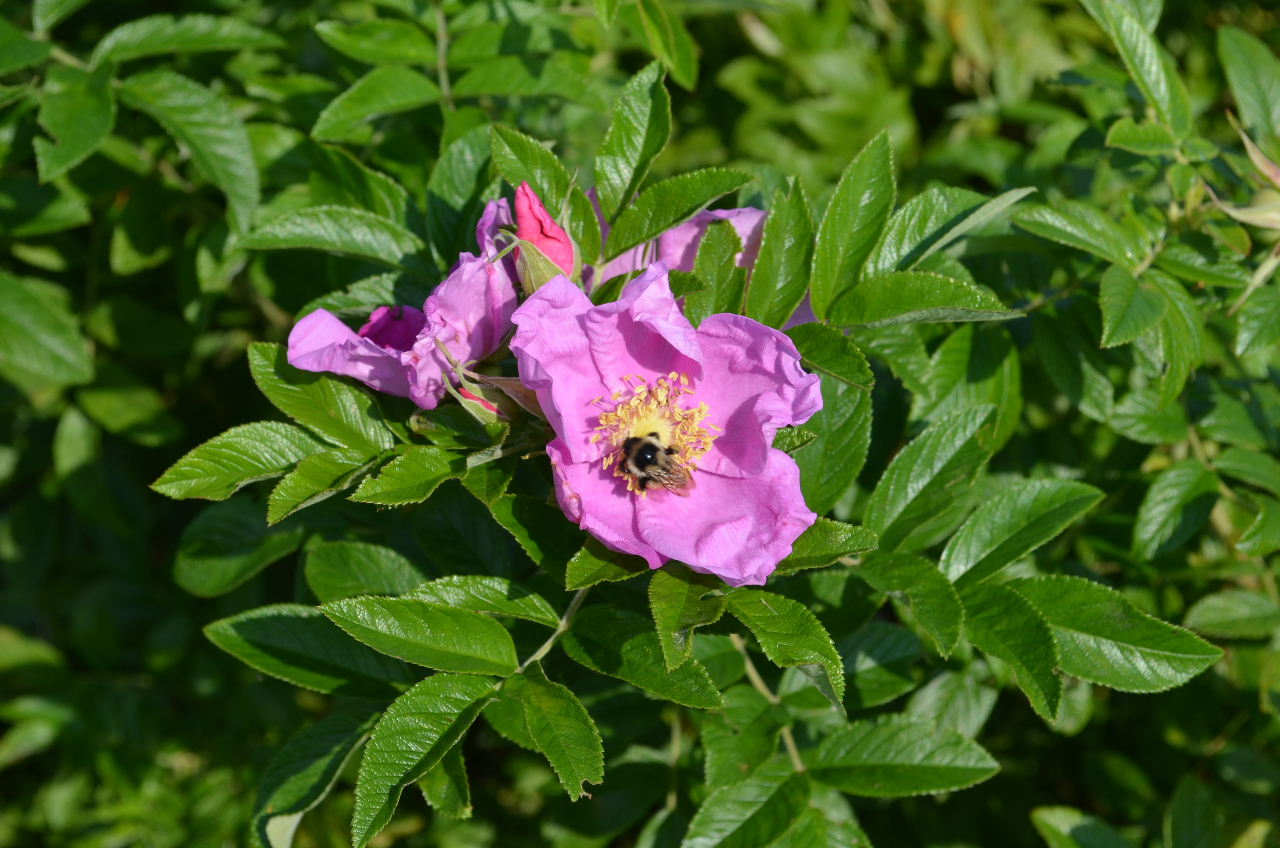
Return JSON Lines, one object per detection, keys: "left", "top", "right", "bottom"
{"left": 621, "top": 432, "right": 693, "bottom": 495}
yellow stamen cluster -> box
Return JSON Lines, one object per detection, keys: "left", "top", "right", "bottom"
{"left": 591, "top": 372, "right": 718, "bottom": 494}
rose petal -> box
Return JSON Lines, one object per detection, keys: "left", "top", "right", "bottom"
{"left": 405, "top": 254, "right": 517, "bottom": 409}
{"left": 584, "top": 263, "right": 702, "bottom": 392}
{"left": 692, "top": 313, "right": 822, "bottom": 478}
{"left": 657, "top": 207, "right": 767, "bottom": 272}
{"left": 510, "top": 275, "right": 611, "bottom": 462}
{"left": 549, "top": 440, "right": 662, "bottom": 568}
{"left": 287, "top": 308, "right": 414, "bottom": 397}
{"left": 635, "top": 449, "right": 814, "bottom": 586}
{"left": 359, "top": 305, "right": 425, "bottom": 352}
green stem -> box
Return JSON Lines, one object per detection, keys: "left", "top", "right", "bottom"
{"left": 730, "top": 633, "right": 806, "bottom": 773}
{"left": 434, "top": 1, "right": 455, "bottom": 112}
{"left": 518, "top": 588, "right": 588, "bottom": 672}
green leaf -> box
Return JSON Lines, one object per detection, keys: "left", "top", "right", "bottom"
{"left": 306, "top": 144, "right": 410, "bottom": 224}
{"left": 863, "top": 186, "right": 985, "bottom": 276}
{"left": 863, "top": 405, "right": 994, "bottom": 552}
{"left": 912, "top": 324, "right": 1022, "bottom": 453}
{"left": 0, "top": 19, "right": 52, "bottom": 75}
{"left": 700, "top": 687, "right": 783, "bottom": 787}
{"left": 681, "top": 758, "right": 810, "bottom": 848}
{"left": 92, "top": 14, "right": 283, "bottom": 65}
{"left": 727, "top": 589, "right": 845, "bottom": 709}
{"left": 1105, "top": 116, "right": 1176, "bottom": 156}
{"left": 906, "top": 186, "right": 1037, "bottom": 268}
{"left": 76, "top": 360, "right": 181, "bottom": 446}
{"left": 1031, "top": 806, "right": 1131, "bottom": 848}
{"left": 906, "top": 671, "right": 998, "bottom": 738}
{"left": 776, "top": 519, "right": 878, "bottom": 574}
{"left": 830, "top": 271, "right": 1017, "bottom": 328}
{"left": 772, "top": 426, "right": 817, "bottom": 454}
{"left": 152, "top": 421, "right": 328, "bottom": 501}
{"left": 240, "top": 205, "right": 430, "bottom": 274}
{"left": 1084, "top": 0, "right": 1190, "bottom": 136}
{"left": 349, "top": 447, "right": 461, "bottom": 505}
{"left": 604, "top": 168, "right": 753, "bottom": 260}
{"left": 406, "top": 575, "right": 559, "bottom": 628}
{"left": 940, "top": 479, "right": 1104, "bottom": 587}
{"left": 1012, "top": 576, "right": 1222, "bottom": 693}
{"left": 247, "top": 342, "right": 398, "bottom": 454}
{"left": 314, "top": 19, "right": 436, "bottom": 65}
{"left": 648, "top": 564, "right": 727, "bottom": 670}
{"left": 634, "top": 0, "right": 697, "bottom": 90}
{"left": 0, "top": 273, "right": 93, "bottom": 391}
{"left": 1099, "top": 265, "right": 1167, "bottom": 348}
{"left": 807, "top": 715, "right": 999, "bottom": 797}
{"left": 794, "top": 379, "right": 872, "bottom": 516}
{"left": 746, "top": 179, "right": 815, "bottom": 328}
{"left": 1132, "top": 460, "right": 1219, "bottom": 560}
{"left": 485, "top": 493, "right": 584, "bottom": 579}
{"left": 1217, "top": 27, "right": 1280, "bottom": 153}
{"left": 1164, "top": 777, "right": 1222, "bottom": 848}
{"left": 305, "top": 541, "right": 428, "bottom": 603}
{"left": 1156, "top": 240, "right": 1251, "bottom": 289}
{"left": 0, "top": 177, "right": 91, "bottom": 238}
{"left": 174, "top": 496, "right": 307, "bottom": 597}
{"left": 564, "top": 539, "right": 649, "bottom": 589}
{"left": 452, "top": 54, "right": 605, "bottom": 110}
{"left": 1111, "top": 387, "right": 1187, "bottom": 445}
{"left": 33, "top": 0, "right": 90, "bottom": 33}
{"left": 426, "top": 125, "right": 493, "bottom": 266}
{"left": 809, "top": 132, "right": 894, "bottom": 320}
{"left": 785, "top": 324, "right": 873, "bottom": 392}
{"left": 267, "top": 449, "right": 373, "bottom": 524}
{"left": 1238, "top": 496, "right": 1280, "bottom": 557}
{"left": 1214, "top": 447, "right": 1280, "bottom": 497}
{"left": 1236, "top": 287, "right": 1280, "bottom": 357}
{"left": 683, "top": 221, "right": 748, "bottom": 324}
{"left": 322, "top": 597, "right": 518, "bottom": 676}
{"left": 312, "top": 67, "right": 441, "bottom": 143}
{"left": 119, "top": 70, "right": 259, "bottom": 234}
{"left": 205, "top": 604, "right": 413, "bottom": 697}
{"left": 490, "top": 125, "right": 601, "bottom": 263}
{"left": 595, "top": 62, "right": 670, "bottom": 223}
{"left": 1183, "top": 589, "right": 1280, "bottom": 640}
{"left": 33, "top": 64, "right": 115, "bottom": 182}
{"left": 838, "top": 622, "right": 922, "bottom": 709}
{"left": 352, "top": 674, "right": 494, "bottom": 847}
{"left": 856, "top": 554, "right": 964, "bottom": 658}
{"left": 1150, "top": 272, "right": 1203, "bottom": 404}
{"left": 504, "top": 662, "right": 604, "bottom": 800}
{"left": 1015, "top": 201, "right": 1143, "bottom": 270}
{"left": 252, "top": 705, "right": 376, "bottom": 848}
{"left": 961, "top": 581, "right": 1061, "bottom": 719}
{"left": 418, "top": 744, "right": 471, "bottom": 820}
{"left": 562, "top": 606, "right": 723, "bottom": 709}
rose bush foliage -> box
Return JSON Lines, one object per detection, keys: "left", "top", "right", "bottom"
{"left": 3, "top": 1, "right": 1280, "bottom": 847}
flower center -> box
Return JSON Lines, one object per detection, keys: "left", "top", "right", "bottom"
{"left": 592, "top": 372, "right": 717, "bottom": 494}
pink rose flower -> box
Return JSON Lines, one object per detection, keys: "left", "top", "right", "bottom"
{"left": 515, "top": 182, "right": 576, "bottom": 276}
{"left": 287, "top": 199, "right": 518, "bottom": 409}
{"left": 510, "top": 262, "right": 822, "bottom": 586}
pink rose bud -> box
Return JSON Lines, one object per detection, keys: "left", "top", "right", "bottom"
{"left": 515, "top": 182, "right": 576, "bottom": 277}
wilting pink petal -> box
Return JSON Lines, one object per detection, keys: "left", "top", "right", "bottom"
{"left": 405, "top": 254, "right": 518, "bottom": 409}
{"left": 287, "top": 198, "right": 518, "bottom": 410}
{"left": 511, "top": 263, "right": 822, "bottom": 585}
{"left": 288, "top": 309, "right": 413, "bottom": 397}
{"left": 515, "top": 182, "right": 576, "bottom": 276}
{"left": 359, "top": 305, "right": 426, "bottom": 352}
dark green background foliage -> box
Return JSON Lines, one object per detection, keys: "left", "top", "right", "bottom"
{"left": 2, "top": 0, "right": 1280, "bottom": 846}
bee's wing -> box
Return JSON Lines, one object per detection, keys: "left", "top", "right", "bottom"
{"left": 648, "top": 464, "right": 694, "bottom": 496}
